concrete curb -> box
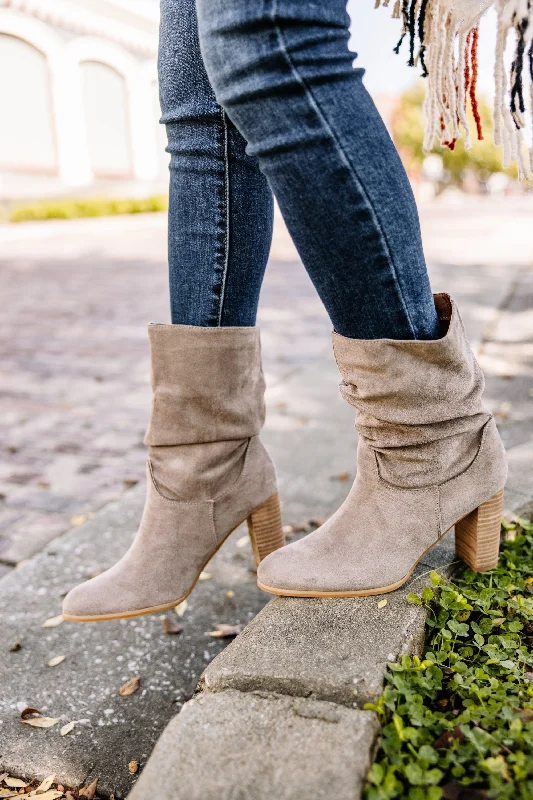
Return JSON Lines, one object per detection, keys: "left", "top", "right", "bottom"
{"left": 128, "top": 691, "right": 380, "bottom": 800}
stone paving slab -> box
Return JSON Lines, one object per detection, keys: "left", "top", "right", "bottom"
{"left": 201, "top": 579, "right": 430, "bottom": 708}
{"left": 0, "top": 488, "right": 272, "bottom": 799}
{"left": 128, "top": 690, "right": 379, "bottom": 800}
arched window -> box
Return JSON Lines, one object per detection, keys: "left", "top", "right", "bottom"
{"left": 80, "top": 60, "right": 132, "bottom": 178}
{"left": 0, "top": 33, "right": 56, "bottom": 173}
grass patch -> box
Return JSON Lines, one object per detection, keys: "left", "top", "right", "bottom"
{"left": 364, "top": 516, "right": 533, "bottom": 800}
{"left": 7, "top": 194, "right": 168, "bottom": 223}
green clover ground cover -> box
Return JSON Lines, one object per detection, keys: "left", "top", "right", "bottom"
{"left": 364, "top": 516, "right": 533, "bottom": 800}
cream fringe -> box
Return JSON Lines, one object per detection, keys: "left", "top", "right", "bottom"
{"left": 376, "top": 0, "right": 533, "bottom": 179}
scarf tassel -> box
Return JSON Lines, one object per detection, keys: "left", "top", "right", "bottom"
{"left": 379, "top": 0, "right": 533, "bottom": 180}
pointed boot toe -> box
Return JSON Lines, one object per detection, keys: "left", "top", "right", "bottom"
{"left": 257, "top": 538, "right": 316, "bottom": 594}
{"left": 62, "top": 580, "right": 100, "bottom": 621}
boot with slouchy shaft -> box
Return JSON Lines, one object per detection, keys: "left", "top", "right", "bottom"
{"left": 257, "top": 294, "right": 507, "bottom": 597}
{"left": 63, "top": 325, "right": 283, "bottom": 622}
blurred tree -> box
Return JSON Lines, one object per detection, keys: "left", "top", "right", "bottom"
{"left": 392, "top": 81, "right": 518, "bottom": 186}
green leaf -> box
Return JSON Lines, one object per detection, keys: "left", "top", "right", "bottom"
{"left": 430, "top": 571, "right": 443, "bottom": 587}
{"left": 447, "top": 619, "right": 469, "bottom": 637}
{"left": 407, "top": 592, "right": 423, "bottom": 606}
{"left": 404, "top": 762, "right": 424, "bottom": 785}
{"left": 367, "top": 762, "right": 384, "bottom": 786}
{"left": 422, "top": 586, "right": 435, "bottom": 603}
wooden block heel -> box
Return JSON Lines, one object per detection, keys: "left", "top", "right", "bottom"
{"left": 247, "top": 492, "right": 285, "bottom": 566}
{"left": 455, "top": 488, "right": 504, "bottom": 572}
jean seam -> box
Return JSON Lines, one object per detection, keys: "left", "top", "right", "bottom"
{"left": 217, "top": 107, "right": 231, "bottom": 326}
{"left": 269, "top": 0, "right": 417, "bottom": 339}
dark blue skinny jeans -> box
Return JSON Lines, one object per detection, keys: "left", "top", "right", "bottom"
{"left": 158, "top": 0, "right": 439, "bottom": 339}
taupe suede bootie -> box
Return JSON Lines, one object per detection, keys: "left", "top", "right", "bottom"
{"left": 63, "top": 325, "right": 283, "bottom": 622}
{"left": 257, "top": 294, "right": 507, "bottom": 598}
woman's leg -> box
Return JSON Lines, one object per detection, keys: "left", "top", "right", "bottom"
{"left": 62, "top": 0, "right": 286, "bottom": 622}
{"left": 159, "top": 0, "right": 273, "bottom": 326}
{"left": 195, "top": 0, "right": 439, "bottom": 340}
{"left": 193, "top": 0, "right": 507, "bottom": 598}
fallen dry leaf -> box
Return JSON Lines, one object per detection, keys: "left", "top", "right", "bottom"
{"left": 207, "top": 623, "right": 243, "bottom": 639}
{"left": 9, "top": 642, "right": 21, "bottom": 652}
{"left": 47, "top": 656, "right": 65, "bottom": 668}
{"left": 282, "top": 524, "right": 295, "bottom": 536}
{"left": 174, "top": 600, "right": 188, "bottom": 618}
{"left": 118, "top": 676, "right": 141, "bottom": 697}
{"left": 28, "top": 793, "right": 63, "bottom": 800}
{"left": 3, "top": 778, "right": 27, "bottom": 789}
{"left": 128, "top": 762, "right": 139, "bottom": 775}
{"left": 78, "top": 778, "right": 98, "bottom": 799}
{"left": 496, "top": 401, "right": 511, "bottom": 420}
{"left": 41, "top": 615, "right": 63, "bottom": 629}
{"left": 0, "top": 773, "right": 7, "bottom": 782}
{"left": 20, "top": 708, "right": 59, "bottom": 728}
{"left": 60, "top": 721, "right": 75, "bottom": 737}
{"left": 65, "top": 793, "right": 76, "bottom": 800}
{"left": 32, "top": 774, "right": 55, "bottom": 794}
{"left": 433, "top": 725, "right": 464, "bottom": 749}
{"left": 85, "top": 569, "right": 105, "bottom": 580}
{"left": 330, "top": 472, "right": 350, "bottom": 482}
{"left": 377, "top": 599, "right": 388, "bottom": 609}
{"left": 162, "top": 615, "right": 183, "bottom": 635}
{"left": 199, "top": 572, "right": 211, "bottom": 581}
{"left": 291, "top": 521, "right": 311, "bottom": 533}
{"left": 283, "top": 522, "right": 310, "bottom": 538}
{"left": 20, "top": 707, "right": 60, "bottom": 728}
{"left": 70, "top": 515, "right": 88, "bottom": 527}
{"left": 0, "top": 792, "right": 19, "bottom": 799}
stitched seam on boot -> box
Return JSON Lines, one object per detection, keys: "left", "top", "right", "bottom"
{"left": 439, "top": 416, "right": 500, "bottom": 491}
{"left": 147, "top": 460, "right": 216, "bottom": 507}
{"left": 212, "top": 435, "right": 274, "bottom": 503}
{"left": 371, "top": 447, "right": 441, "bottom": 542}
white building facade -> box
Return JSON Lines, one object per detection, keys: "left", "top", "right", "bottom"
{"left": 0, "top": 0, "right": 167, "bottom": 200}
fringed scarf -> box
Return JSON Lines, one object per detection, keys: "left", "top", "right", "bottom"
{"left": 376, "top": 0, "right": 533, "bottom": 179}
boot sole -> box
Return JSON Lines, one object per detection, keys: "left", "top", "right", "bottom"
{"left": 63, "top": 492, "right": 284, "bottom": 622}
{"left": 257, "top": 489, "right": 505, "bottom": 598}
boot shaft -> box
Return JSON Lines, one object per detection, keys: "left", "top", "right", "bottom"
{"left": 332, "top": 294, "right": 493, "bottom": 488}
{"left": 145, "top": 324, "right": 266, "bottom": 447}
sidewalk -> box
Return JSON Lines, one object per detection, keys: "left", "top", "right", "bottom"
{"left": 1, "top": 198, "right": 532, "bottom": 798}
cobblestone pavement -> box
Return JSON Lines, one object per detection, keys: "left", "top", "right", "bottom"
{"left": 0, "top": 197, "right": 532, "bottom": 568}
